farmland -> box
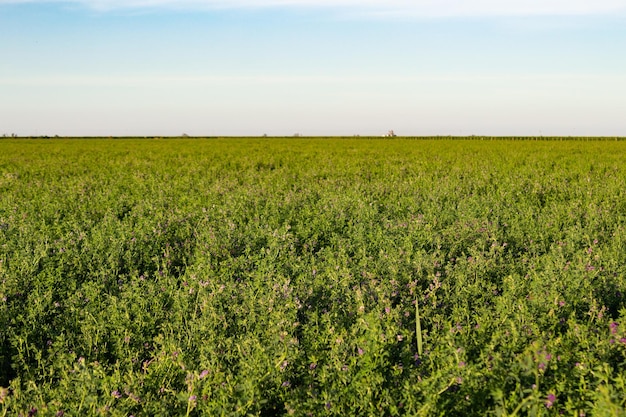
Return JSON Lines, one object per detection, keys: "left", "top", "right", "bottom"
{"left": 1, "top": 138, "right": 626, "bottom": 416}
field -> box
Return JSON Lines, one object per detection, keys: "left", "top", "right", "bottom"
{"left": 1, "top": 138, "right": 626, "bottom": 416}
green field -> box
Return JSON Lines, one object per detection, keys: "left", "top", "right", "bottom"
{"left": 1, "top": 138, "right": 626, "bottom": 416}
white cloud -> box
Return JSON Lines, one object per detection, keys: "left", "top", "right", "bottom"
{"left": 3, "top": 73, "right": 626, "bottom": 87}
{"left": 1, "top": 0, "right": 626, "bottom": 16}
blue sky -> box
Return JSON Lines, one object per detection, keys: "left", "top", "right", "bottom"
{"left": 1, "top": 1, "right": 625, "bottom": 136}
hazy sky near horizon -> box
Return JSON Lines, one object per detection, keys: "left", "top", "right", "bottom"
{"left": 1, "top": 0, "right": 625, "bottom": 136}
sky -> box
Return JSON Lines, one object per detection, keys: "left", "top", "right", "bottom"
{"left": 1, "top": 0, "right": 625, "bottom": 136}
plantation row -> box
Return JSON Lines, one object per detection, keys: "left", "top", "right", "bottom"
{"left": 1, "top": 139, "right": 625, "bottom": 416}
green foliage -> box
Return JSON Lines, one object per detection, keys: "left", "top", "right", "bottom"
{"left": 1, "top": 138, "right": 626, "bottom": 415}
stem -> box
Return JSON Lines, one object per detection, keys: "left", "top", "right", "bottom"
{"left": 416, "top": 298, "right": 423, "bottom": 357}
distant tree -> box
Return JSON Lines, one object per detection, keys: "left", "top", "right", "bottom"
{"left": 181, "top": 133, "right": 189, "bottom": 138}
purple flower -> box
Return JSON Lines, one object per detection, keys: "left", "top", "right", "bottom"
{"left": 199, "top": 369, "right": 209, "bottom": 379}
{"left": 545, "top": 393, "right": 556, "bottom": 408}
{"left": 111, "top": 390, "right": 121, "bottom": 399}
{"left": 357, "top": 347, "right": 364, "bottom": 356}
{"left": 282, "top": 381, "right": 291, "bottom": 387}
{"left": 189, "top": 395, "right": 197, "bottom": 402}
{"left": 610, "top": 322, "right": 618, "bottom": 335}
{"left": 309, "top": 363, "right": 317, "bottom": 370}
{"left": 126, "top": 391, "right": 141, "bottom": 403}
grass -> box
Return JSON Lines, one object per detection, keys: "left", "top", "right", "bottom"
{"left": 0, "top": 137, "right": 625, "bottom": 416}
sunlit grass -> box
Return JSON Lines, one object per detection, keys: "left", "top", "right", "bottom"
{"left": 0, "top": 137, "right": 625, "bottom": 415}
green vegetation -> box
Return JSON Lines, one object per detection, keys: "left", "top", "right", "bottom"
{"left": 1, "top": 138, "right": 626, "bottom": 416}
